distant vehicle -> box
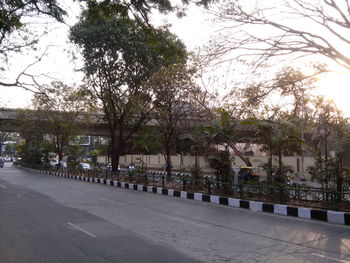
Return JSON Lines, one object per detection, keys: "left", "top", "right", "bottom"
{"left": 106, "top": 163, "right": 112, "bottom": 171}
{"left": 106, "top": 163, "right": 120, "bottom": 171}
{"left": 77, "top": 163, "right": 91, "bottom": 170}
{"left": 238, "top": 166, "right": 260, "bottom": 181}
{"left": 50, "top": 159, "right": 59, "bottom": 167}
{"left": 4, "top": 157, "right": 12, "bottom": 162}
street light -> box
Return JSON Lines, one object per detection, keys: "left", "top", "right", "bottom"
{"left": 232, "top": 165, "right": 240, "bottom": 193}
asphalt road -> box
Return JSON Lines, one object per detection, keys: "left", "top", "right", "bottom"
{"left": 0, "top": 163, "right": 349, "bottom": 263}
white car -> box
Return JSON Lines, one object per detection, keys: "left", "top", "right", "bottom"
{"left": 78, "top": 163, "right": 91, "bottom": 170}
{"left": 4, "top": 157, "right": 12, "bottom": 162}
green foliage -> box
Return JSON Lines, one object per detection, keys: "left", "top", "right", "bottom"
{"left": 70, "top": 7, "right": 187, "bottom": 172}
{"left": 134, "top": 128, "right": 162, "bottom": 154}
{"left": 208, "top": 150, "right": 233, "bottom": 182}
{"left": 89, "top": 149, "right": 102, "bottom": 165}
{"left": 83, "top": 0, "right": 211, "bottom": 22}
{"left": 249, "top": 118, "right": 302, "bottom": 177}
{"left": 179, "top": 126, "right": 211, "bottom": 155}
{"left": 4, "top": 143, "right": 16, "bottom": 155}
{"left": 229, "top": 67, "right": 317, "bottom": 120}
{"left": 66, "top": 145, "right": 85, "bottom": 168}
{"left": 146, "top": 63, "right": 197, "bottom": 174}
{"left": 308, "top": 97, "right": 349, "bottom": 190}
{"left": 189, "top": 164, "right": 203, "bottom": 180}
{"left": 17, "top": 138, "right": 43, "bottom": 166}
{"left": 0, "top": 132, "right": 9, "bottom": 156}
{"left": 32, "top": 81, "right": 88, "bottom": 162}
{"left": 307, "top": 152, "right": 340, "bottom": 188}
{"left": 40, "top": 140, "right": 54, "bottom": 166}
{"left": 0, "top": 0, "right": 66, "bottom": 63}
{"left": 259, "top": 161, "right": 293, "bottom": 184}
{"left": 70, "top": 14, "right": 187, "bottom": 84}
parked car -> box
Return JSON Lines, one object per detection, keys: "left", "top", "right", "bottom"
{"left": 4, "top": 157, "right": 12, "bottom": 162}
{"left": 77, "top": 163, "right": 91, "bottom": 170}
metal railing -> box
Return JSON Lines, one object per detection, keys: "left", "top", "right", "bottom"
{"left": 25, "top": 164, "right": 350, "bottom": 211}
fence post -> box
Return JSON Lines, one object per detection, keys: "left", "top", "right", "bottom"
{"left": 332, "top": 190, "right": 337, "bottom": 210}
{"left": 162, "top": 175, "right": 165, "bottom": 187}
{"left": 239, "top": 184, "right": 243, "bottom": 199}
{"left": 279, "top": 186, "right": 285, "bottom": 204}
{"left": 182, "top": 178, "right": 186, "bottom": 191}
{"left": 206, "top": 178, "right": 211, "bottom": 195}
{"left": 144, "top": 174, "right": 148, "bottom": 186}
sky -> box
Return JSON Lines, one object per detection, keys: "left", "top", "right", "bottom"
{"left": 1, "top": 1, "right": 350, "bottom": 116}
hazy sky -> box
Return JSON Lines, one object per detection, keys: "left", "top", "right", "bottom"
{"left": 1, "top": 1, "right": 350, "bottom": 116}
{"left": 0, "top": 1, "right": 215, "bottom": 108}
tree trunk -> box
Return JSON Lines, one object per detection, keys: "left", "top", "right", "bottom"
{"left": 195, "top": 153, "right": 199, "bottom": 179}
{"left": 278, "top": 149, "right": 282, "bottom": 175}
{"left": 336, "top": 156, "right": 343, "bottom": 193}
{"left": 268, "top": 152, "right": 273, "bottom": 182}
{"left": 164, "top": 143, "right": 172, "bottom": 179}
{"left": 325, "top": 137, "right": 328, "bottom": 190}
{"left": 111, "top": 133, "right": 120, "bottom": 173}
{"left": 227, "top": 142, "right": 252, "bottom": 166}
{"left": 58, "top": 150, "right": 63, "bottom": 169}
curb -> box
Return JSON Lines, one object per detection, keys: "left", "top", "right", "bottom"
{"left": 32, "top": 168, "right": 350, "bottom": 226}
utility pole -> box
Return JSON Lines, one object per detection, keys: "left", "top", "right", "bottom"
{"left": 301, "top": 92, "right": 305, "bottom": 181}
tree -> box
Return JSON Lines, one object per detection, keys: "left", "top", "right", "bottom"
{"left": 308, "top": 96, "right": 349, "bottom": 190}
{"left": 4, "top": 142, "right": 16, "bottom": 156}
{"left": 16, "top": 133, "right": 44, "bottom": 167}
{"left": 208, "top": 150, "right": 233, "bottom": 185}
{"left": 179, "top": 125, "right": 212, "bottom": 179}
{"left": 0, "top": 132, "right": 9, "bottom": 156}
{"left": 209, "top": 0, "right": 350, "bottom": 70}
{"left": 250, "top": 118, "right": 301, "bottom": 181}
{"left": 225, "top": 67, "right": 317, "bottom": 120}
{"left": 145, "top": 64, "right": 197, "bottom": 177}
{"left": 133, "top": 127, "right": 162, "bottom": 156}
{"left": 205, "top": 108, "right": 253, "bottom": 166}
{"left": 70, "top": 8, "right": 187, "bottom": 172}
{"left": 81, "top": 0, "right": 211, "bottom": 23}
{"left": 0, "top": 0, "right": 66, "bottom": 87}
{"left": 32, "top": 81, "right": 88, "bottom": 166}
{"left": 0, "top": 0, "right": 65, "bottom": 58}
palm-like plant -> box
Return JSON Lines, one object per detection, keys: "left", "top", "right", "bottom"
{"left": 179, "top": 125, "right": 211, "bottom": 178}
{"left": 250, "top": 118, "right": 302, "bottom": 181}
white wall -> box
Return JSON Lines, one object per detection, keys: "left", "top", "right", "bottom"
{"left": 114, "top": 154, "right": 315, "bottom": 179}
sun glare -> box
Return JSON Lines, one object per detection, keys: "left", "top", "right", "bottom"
{"left": 316, "top": 72, "right": 350, "bottom": 117}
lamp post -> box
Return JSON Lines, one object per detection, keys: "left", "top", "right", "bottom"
{"left": 301, "top": 106, "right": 304, "bottom": 181}
{"left": 232, "top": 165, "right": 240, "bottom": 193}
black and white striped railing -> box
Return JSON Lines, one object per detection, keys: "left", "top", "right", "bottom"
{"left": 36, "top": 169, "right": 350, "bottom": 226}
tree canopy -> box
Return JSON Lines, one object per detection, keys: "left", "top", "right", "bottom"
{"left": 0, "top": 0, "right": 66, "bottom": 61}
{"left": 32, "top": 81, "right": 87, "bottom": 164}
{"left": 70, "top": 6, "right": 187, "bottom": 172}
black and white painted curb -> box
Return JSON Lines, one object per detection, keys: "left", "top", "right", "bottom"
{"left": 28, "top": 168, "right": 350, "bottom": 226}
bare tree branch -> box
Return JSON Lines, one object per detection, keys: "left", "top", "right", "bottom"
{"left": 208, "top": 0, "right": 350, "bottom": 70}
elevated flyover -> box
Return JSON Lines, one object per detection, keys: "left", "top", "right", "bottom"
{"left": 0, "top": 108, "right": 206, "bottom": 137}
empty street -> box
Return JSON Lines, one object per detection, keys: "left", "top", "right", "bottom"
{"left": 1, "top": 163, "right": 349, "bottom": 263}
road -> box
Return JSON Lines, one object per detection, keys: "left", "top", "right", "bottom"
{"left": 0, "top": 163, "right": 349, "bottom": 263}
